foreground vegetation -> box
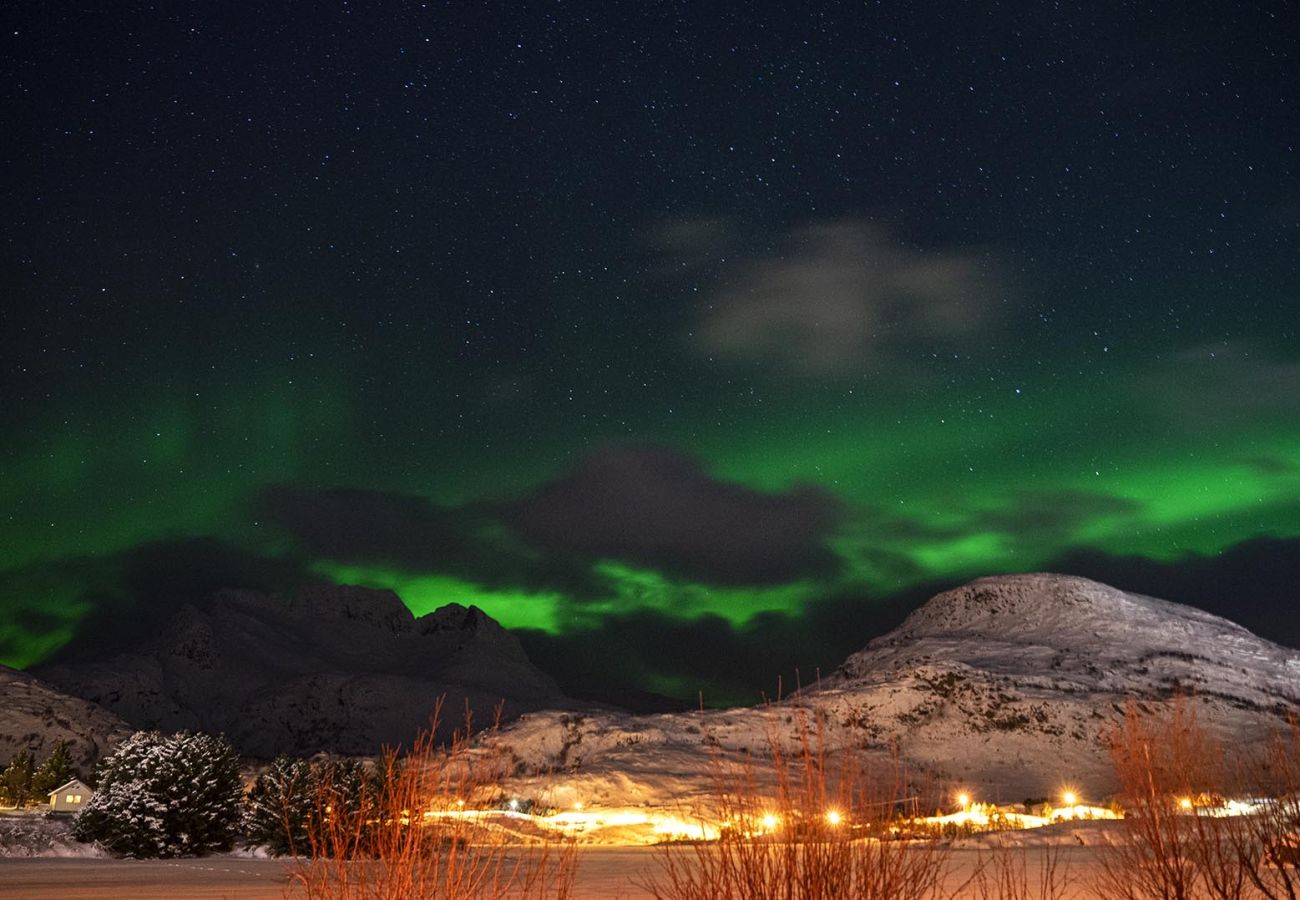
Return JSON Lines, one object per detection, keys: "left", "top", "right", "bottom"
{"left": 645, "top": 700, "right": 1300, "bottom": 900}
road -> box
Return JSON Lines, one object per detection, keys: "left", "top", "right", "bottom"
{"left": 0, "top": 849, "right": 662, "bottom": 899}
{"left": 0, "top": 857, "right": 293, "bottom": 899}
{"left": 0, "top": 845, "right": 1120, "bottom": 898}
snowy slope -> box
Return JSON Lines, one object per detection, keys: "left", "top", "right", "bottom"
{"left": 487, "top": 574, "right": 1300, "bottom": 822}
{"left": 0, "top": 665, "right": 132, "bottom": 770}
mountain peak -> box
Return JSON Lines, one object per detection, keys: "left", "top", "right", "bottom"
{"left": 835, "top": 572, "right": 1298, "bottom": 697}
{"left": 893, "top": 573, "right": 1135, "bottom": 636}
{"left": 881, "top": 572, "right": 1258, "bottom": 647}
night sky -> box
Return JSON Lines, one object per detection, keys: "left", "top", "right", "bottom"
{"left": 3, "top": 2, "right": 1298, "bottom": 706}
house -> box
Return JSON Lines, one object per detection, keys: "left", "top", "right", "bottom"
{"left": 48, "top": 778, "right": 93, "bottom": 812}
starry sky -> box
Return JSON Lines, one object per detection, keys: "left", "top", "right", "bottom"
{"left": 3, "top": 2, "right": 1298, "bottom": 706}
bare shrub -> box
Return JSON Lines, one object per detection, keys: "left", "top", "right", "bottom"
{"left": 1094, "top": 698, "right": 1217, "bottom": 900}
{"left": 1092, "top": 697, "right": 1300, "bottom": 900}
{"left": 971, "top": 838, "right": 1072, "bottom": 900}
{"left": 1223, "top": 720, "right": 1300, "bottom": 900}
{"left": 288, "top": 700, "right": 575, "bottom": 900}
{"left": 646, "top": 709, "right": 957, "bottom": 900}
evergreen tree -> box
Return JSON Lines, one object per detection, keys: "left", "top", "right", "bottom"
{"left": 32, "top": 740, "right": 79, "bottom": 796}
{"left": 242, "top": 756, "right": 316, "bottom": 855}
{"left": 73, "top": 731, "right": 244, "bottom": 857}
{"left": 0, "top": 750, "right": 36, "bottom": 807}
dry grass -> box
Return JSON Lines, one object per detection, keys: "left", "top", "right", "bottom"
{"left": 1094, "top": 698, "right": 1212, "bottom": 900}
{"left": 1094, "top": 698, "right": 1300, "bottom": 900}
{"left": 1225, "top": 721, "right": 1300, "bottom": 900}
{"left": 970, "top": 839, "right": 1072, "bottom": 900}
{"left": 287, "top": 700, "right": 576, "bottom": 900}
{"left": 645, "top": 709, "right": 960, "bottom": 900}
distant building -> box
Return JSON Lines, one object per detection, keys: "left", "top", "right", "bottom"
{"left": 48, "top": 778, "right": 93, "bottom": 812}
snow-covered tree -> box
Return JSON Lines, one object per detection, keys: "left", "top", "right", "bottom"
{"left": 242, "top": 756, "right": 315, "bottom": 855}
{"left": 74, "top": 731, "right": 243, "bottom": 857}
{"left": 0, "top": 749, "right": 35, "bottom": 807}
{"left": 31, "top": 740, "right": 79, "bottom": 796}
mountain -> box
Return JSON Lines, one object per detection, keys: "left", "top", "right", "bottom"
{"left": 487, "top": 574, "right": 1300, "bottom": 822}
{"left": 32, "top": 585, "right": 571, "bottom": 758}
{"left": 0, "top": 665, "right": 132, "bottom": 770}
{"left": 822, "top": 573, "right": 1300, "bottom": 793}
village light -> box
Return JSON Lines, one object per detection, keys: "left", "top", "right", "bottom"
{"left": 1178, "top": 797, "right": 1193, "bottom": 811}
{"left": 508, "top": 798, "right": 519, "bottom": 811}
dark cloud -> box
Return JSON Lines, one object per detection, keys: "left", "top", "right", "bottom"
{"left": 974, "top": 489, "right": 1142, "bottom": 543}
{"left": 503, "top": 444, "right": 843, "bottom": 586}
{"left": 254, "top": 484, "right": 610, "bottom": 599}
{"left": 3, "top": 537, "right": 321, "bottom": 665}
{"left": 518, "top": 584, "right": 932, "bottom": 709}
{"left": 252, "top": 448, "right": 843, "bottom": 601}
{"left": 256, "top": 484, "right": 491, "bottom": 573}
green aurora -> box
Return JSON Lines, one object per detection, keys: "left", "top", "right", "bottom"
{"left": 4, "top": 340, "right": 1298, "bottom": 697}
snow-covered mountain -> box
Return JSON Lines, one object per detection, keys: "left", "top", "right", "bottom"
{"left": 0, "top": 665, "right": 132, "bottom": 770}
{"left": 488, "top": 574, "right": 1300, "bottom": 818}
{"left": 32, "top": 586, "right": 573, "bottom": 758}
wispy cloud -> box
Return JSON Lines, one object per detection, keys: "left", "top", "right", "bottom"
{"left": 672, "top": 219, "right": 1006, "bottom": 375}
{"left": 1142, "top": 341, "right": 1300, "bottom": 425}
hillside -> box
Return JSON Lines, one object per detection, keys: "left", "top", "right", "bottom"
{"left": 0, "top": 665, "right": 132, "bottom": 770}
{"left": 487, "top": 574, "right": 1300, "bottom": 822}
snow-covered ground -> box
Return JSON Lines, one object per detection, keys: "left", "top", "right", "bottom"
{"left": 0, "top": 831, "right": 1230, "bottom": 899}
{"left": 0, "top": 811, "right": 104, "bottom": 859}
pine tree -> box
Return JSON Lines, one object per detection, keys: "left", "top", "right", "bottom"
{"left": 1, "top": 750, "right": 36, "bottom": 807}
{"left": 73, "top": 731, "right": 244, "bottom": 857}
{"left": 32, "top": 740, "right": 79, "bottom": 796}
{"left": 242, "top": 756, "right": 316, "bottom": 855}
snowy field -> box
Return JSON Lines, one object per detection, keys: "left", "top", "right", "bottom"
{"left": 0, "top": 834, "right": 1148, "bottom": 899}
{"left": 0, "top": 819, "right": 1288, "bottom": 898}
{"left": 0, "top": 848, "right": 1100, "bottom": 899}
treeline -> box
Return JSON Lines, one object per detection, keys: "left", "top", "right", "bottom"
{"left": 55, "top": 730, "right": 390, "bottom": 858}
{"left": 0, "top": 741, "right": 79, "bottom": 807}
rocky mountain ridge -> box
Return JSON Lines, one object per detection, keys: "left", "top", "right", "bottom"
{"left": 31, "top": 585, "right": 571, "bottom": 758}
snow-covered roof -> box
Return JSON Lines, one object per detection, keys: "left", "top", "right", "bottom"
{"left": 48, "top": 778, "right": 92, "bottom": 796}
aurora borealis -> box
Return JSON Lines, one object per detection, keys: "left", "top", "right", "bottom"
{"left": 3, "top": 3, "right": 1298, "bottom": 705}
